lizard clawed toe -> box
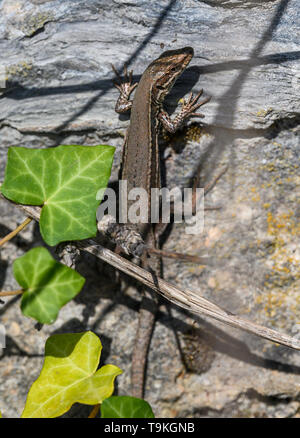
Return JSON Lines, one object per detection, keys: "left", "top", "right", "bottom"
{"left": 111, "top": 63, "right": 122, "bottom": 83}
{"left": 181, "top": 93, "right": 211, "bottom": 119}
{"left": 112, "top": 63, "right": 137, "bottom": 97}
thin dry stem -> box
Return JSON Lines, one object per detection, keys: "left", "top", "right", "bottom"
{"left": 0, "top": 289, "right": 24, "bottom": 297}
{"left": 0, "top": 217, "right": 32, "bottom": 247}
{"left": 88, "top": 404, "right": 100, "bottom": 418}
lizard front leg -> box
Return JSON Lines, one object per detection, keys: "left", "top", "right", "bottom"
{"left": 158, "top": 90, "right": 211, "bottom": 133}
{"left": 112, "top": 64, "right": 138, "bottom": 113}
{"left": 159, "top": 90, "right": 213, "bottom": 214}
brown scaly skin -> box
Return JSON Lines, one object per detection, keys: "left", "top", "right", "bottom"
{"left": 112, "top": 47, "right": 210, "bottom": 398}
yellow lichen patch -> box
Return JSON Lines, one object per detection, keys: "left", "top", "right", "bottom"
{"left": 247, "top": 186, "right": 261, "bottom": 202}
{"left": 251, "top": 194, "right": 261, "bottom": 202}
{"left": 264, "top": 163, "right": 276, "bottom": 172}
{"left": 258, "top": 283, "right": 300, "bottom": 322}
{"left": 6, "top": 61, "right": 33, "bottom": 80}
{"left": 21, "top": 13, "right": 53, "bottom": 37}
{"left": 256, "top": 211, "right": 300, "bottom": 324}
{"left": 256, "top": 108, "right": 273, "bottom": 117}
{"left": 162, "top": 122, "right": 209, "bottom": 145}
{"left": 184, "top": 124, "right": 209, "bottom": 142}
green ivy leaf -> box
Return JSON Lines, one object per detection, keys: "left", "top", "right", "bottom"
{"left": 101, "top": 396, "right": 155, "bottom": 418}
{"left": 22, "top": 332, "right": 122, "bottom": 418}
{"left": 1, "top": 145, "right": 115, "bottom": 246}
{"left": 14, "top": 247, "right": 85, "bottom": 324}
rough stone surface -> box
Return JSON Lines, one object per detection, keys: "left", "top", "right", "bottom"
{"left": 0, "top": 0, "right": 299, "bottom": 418}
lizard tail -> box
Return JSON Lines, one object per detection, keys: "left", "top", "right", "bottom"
{"left": 131, "top": 287, "right": 159, "bottom": 399}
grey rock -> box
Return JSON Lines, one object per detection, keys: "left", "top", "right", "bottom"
{"left": 0, "top": 0, "right": 299, "bottom": 418}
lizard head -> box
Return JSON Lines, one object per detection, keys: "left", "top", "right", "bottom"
{"left": 148, "top": 47, "right": 194, "bottom": 102}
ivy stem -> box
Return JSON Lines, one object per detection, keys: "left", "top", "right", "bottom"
{"left": 0, "top": 289, "right": 24, "bottom": 297}
{"left": 88, "top": 404, "right": 100, "bottom": 418}
{"left": 0, "top": 217, "right": 32, "bottom": 247}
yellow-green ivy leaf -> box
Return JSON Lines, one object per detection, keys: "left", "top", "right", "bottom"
{"left": 1, "top": 145, "right": 115, "bottom": 246}
{"left": 22, "top": 332, "right": 122, "bottom": 418}
{"left": 14, "top": 247, "right": 85, "bottom": 324}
